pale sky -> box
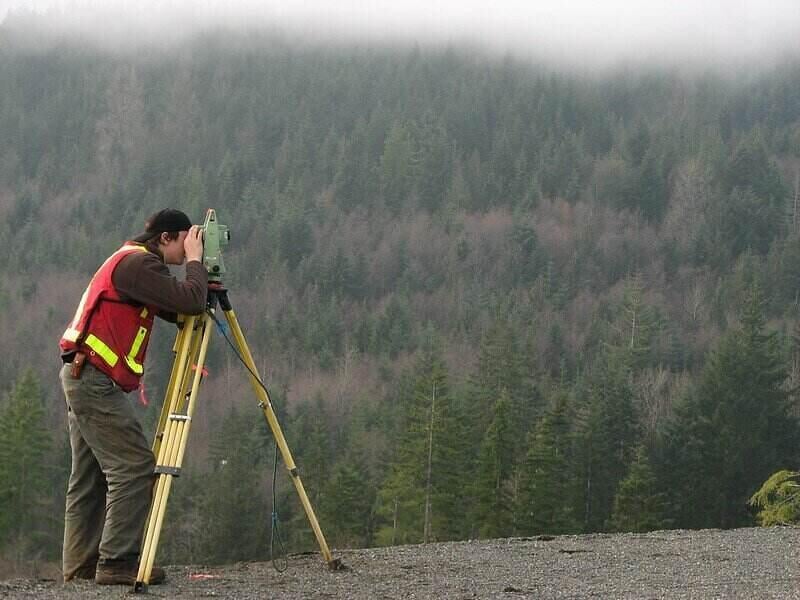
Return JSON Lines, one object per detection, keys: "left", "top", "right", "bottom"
{"left": 2, "top": 1, "right": 799, "bottom": 68}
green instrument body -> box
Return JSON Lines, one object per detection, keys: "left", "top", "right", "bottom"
{"left": 200, "top": 209, "right": 230, "bottom": 282}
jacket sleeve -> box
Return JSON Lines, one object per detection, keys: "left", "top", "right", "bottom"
{"left": 112, "top": 254, "right": 208, "bottom": 316}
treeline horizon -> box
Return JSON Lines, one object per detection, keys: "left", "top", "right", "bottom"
{"left": 1, "top": 17, "right": 799, "bottom": 573}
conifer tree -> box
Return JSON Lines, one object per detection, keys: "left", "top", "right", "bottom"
{"left": 415, "top": 113, "right": 450, "bottom": 212}
{"left": 0, "top": 369, "right": 52, "bottom": 563}
{"left": 724, "top": 130, "right": 786, "bottom": 204}
{"left": 320, "top": 451, "right": 375, "bottom": 548}
{"left": 473, "top": 389, "right": 515, "bottom": 538}
{"left": 375, "top": 342, "right": 463, "bottom": 545}
{"left": 662, "top": 284, "right": 798, "bottom": 528}
{"left": 636, "top": 148, "right": 668, "bottom": 221}
{"left": 516, "top": 389, "right": 578, "bottom": 535}
{"left": 196, "top": 406, "right": 269, "bottom": 563}
{"left": 508, "top": 221, "right": 542, "bottom": 288}
{"left": 469, "top": 317, "right": 538, "bottom": 458}
{"left": 380, "top": 121, "right": 416, "bottom": 212}
{"left": 748, "top": 470, "right": 800, "bottom": 526}
{"left": 609, "top": 273, "right": 661, "bottom": 371}
{"left": 158, "top": 471, "right": 205, "bottom": 565}
{"left": 291, "top": 395, "right": 332, "bottom": 507}
{"left": 576, "top": 351, "right": 638, "bottom": 531}
{"left": 608, "top": 445, "right": 671, "bottom": 532}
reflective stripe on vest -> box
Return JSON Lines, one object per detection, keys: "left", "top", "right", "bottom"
{"left": 83, "top": 321, "right": 150, "bottom": 375}
{"left": 63, "top": 327, "right": 81, "bottom": 343}
{"left": 84, "top": 333, "right": 119, "bottom": 368}
{"left": 84, "top": 328, "right": 148, "bottom": 375}
{"left": 124, "top": 326, "right": 149, "bottom": 374}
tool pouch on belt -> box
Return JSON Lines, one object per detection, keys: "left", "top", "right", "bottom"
{"left": 70, "top": 352, "right": 87, "bottom": 379}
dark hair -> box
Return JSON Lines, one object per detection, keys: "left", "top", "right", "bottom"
{"left": 143, "top": 231, "right": 181, "bottom": 254}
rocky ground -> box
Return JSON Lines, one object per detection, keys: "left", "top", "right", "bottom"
{"left": 2, "top": 527, "right": 799, "bottom": 599}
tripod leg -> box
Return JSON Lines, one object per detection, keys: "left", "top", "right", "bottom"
{"left": 135, "top": 313, "right": 213, "bottom": 591}
{"left": 140, "top": 316, "right": 199, "bottom": 550}
{"left": 138, "top": 315, "right": 195, "bottom": 581}
{"left": 151, "top": 316, "right": 199, "bottom": 457}
{"left": 220, "top": 306, "right": 339, "bottom": 570}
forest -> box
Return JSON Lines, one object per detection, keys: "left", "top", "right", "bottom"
{"left": 1, "top": 11, "right": 800, "bottom": 574}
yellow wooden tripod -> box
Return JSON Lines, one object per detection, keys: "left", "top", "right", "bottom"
{"left": 134, "top": 284, "right": 339, "bottom": 592}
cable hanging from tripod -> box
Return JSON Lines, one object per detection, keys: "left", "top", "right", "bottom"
{"left": 208, "top": 309, "right": 288, "bottom": 573}
{"left": 270, "top": 440, "right": 289, "bottom": 573}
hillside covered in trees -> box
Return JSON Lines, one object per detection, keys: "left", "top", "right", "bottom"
{"left": 1, "top": 12, "right": 800, "bottom": 574}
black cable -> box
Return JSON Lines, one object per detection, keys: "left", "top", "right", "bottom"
{"left": 270, "top": 441, "right": 289, "bottom": 573}
{"left": 208, "top": 309, "right": 289, "bottom": 572}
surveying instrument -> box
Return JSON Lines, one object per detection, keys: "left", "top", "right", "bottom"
{"left": 134, "top": 209, "right": 339, "bottom": 592}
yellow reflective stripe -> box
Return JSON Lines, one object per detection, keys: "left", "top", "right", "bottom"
{"left": 140, "top": 307, "right": 148, "bottom": 318}
{"left": 128, "top": 326, "right": 148, "bottom": 360}
{"left": 124, "top": 356, "right": 144, "bottom": 375}
{"left": 84, "top": 334, "right": 119, "bottom": 368}
{"left": 123, "top": 325, "right": 149, "bottom": 375}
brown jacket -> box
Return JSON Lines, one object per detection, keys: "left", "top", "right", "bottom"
{"left": 112, "top": 250, "right": 208, "bottom": 319}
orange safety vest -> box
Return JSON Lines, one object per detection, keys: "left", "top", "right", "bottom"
{"left": 60, "top": 244, "right": 158, "bottom": 392}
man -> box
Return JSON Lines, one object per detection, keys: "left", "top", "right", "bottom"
{"left": 59, "top": 209, "right": 207, "bottom": 585}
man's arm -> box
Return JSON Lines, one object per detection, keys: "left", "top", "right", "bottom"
{"left": 113, "top": 254, "right": 208, "bottom": 316}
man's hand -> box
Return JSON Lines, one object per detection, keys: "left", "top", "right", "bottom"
{"left": 184, "top": 225, "right": 204, "bottom": 263}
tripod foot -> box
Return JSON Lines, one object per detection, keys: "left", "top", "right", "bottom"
{"left": 327, "top": 558, "right": 347, "bottom": 571}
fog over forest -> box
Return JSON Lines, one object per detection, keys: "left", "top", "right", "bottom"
{"left": 2, "top": 0, "right": 800, "bottom": 68}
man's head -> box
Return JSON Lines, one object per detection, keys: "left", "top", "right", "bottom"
{"left": 133, "top": 209, "right": 193, "bottom": 265}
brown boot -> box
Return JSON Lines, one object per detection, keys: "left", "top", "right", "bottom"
{"left": 63, "top": 563, "right": 97, "bottom": 582}
{"left": 95, "top": 563, "right": 165, "bottom": 586}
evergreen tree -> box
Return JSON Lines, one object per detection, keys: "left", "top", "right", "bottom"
{"left": 375, "top": 343, "right": 464, "bottom": 545}
{"left": 380, "top": 121, "right": 416, "bottom": 212}
{"left": 724, "top": 130, "right": 786, "bottom": 204}
{"left": 748, "top": 470, "right": 800, "bottom": 526}
{"left": 608, "top": 445, "right": 671, "bottom": 532}
{"left": 320, "top": 451, "right": 375, "bottom": 548}
{"left": 158, "top": 471, "right": 205, "bottom": 565}
{"left": 0, "top": 369, "right": 52, "bottom": 564}
{"left": 635, "top": 148, "right": 668, "bottom": 221}
{"left": 473, "top": 389, "right": 515, "bottom": 538}
{"left": 662, "top": 284, "right": 798, "bottom": 528}
{"left": 469, "top": 317, "right": 537, "bottom": 457}
{"left": 576, "top": 351, "right": 638, "bottom": 531}
{"left": 507, "top": 221, "right": 542, "bottom": 288}
{"left": 415, "top": 114, "right": 450, "bottom": 212}
{"left": 611, "top": 273, "right": 661, "bottom": 370}
{"left": 178, "top": 165, "right": 207, "bottom": 220}
{"left": 720, "top": 187, "right": 783, "bottom": 256}
{"left": 516, "top": 389, "right": 578, "bottom": 535}
{"left": 196, "top": 406, "right": 270, "bottom": 563}
{"left": 376, "top": 293, "right": 413, "bottom": 358}
{"left": 272, "top": 186, "right": 314, "bottom": 270}
{"left": 292, "top": 395, "right": 332, "bottom": 507}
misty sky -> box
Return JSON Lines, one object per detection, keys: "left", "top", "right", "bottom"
{"left": 2, "top": 1, "right": 800, "bottom": 68}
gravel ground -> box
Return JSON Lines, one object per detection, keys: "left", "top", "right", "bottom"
{"left": 3, "top": 527, "right": 799, "bottom": 599}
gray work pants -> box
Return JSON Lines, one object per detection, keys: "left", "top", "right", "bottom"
{"left": 59, "top": 362, "right": 155, "bottom": 581}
